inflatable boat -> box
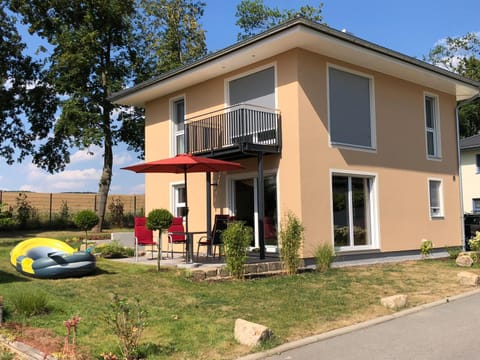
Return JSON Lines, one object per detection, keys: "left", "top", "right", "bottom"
{"left": 10, "top": 238, "right": 96, "bottom": 279}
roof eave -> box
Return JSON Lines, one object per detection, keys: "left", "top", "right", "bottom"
{"left": 110, "top": 17, "right": 480, "bottom": 107}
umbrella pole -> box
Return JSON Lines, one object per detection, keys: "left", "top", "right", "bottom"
{"left": 206, "top": 172, "right": 212, "bottom": 256}
{"left": 184, "top": 169, "right": 192, "bottom": 263}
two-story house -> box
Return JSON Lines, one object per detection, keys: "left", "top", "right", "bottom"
{"left": 112, "top": 18, "right": 479, "bottom": 263}
{"left": 460, "top": 134, "right": 480, "bottom": 214}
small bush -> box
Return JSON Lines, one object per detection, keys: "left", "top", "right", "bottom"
{"left": 96, "top": 241, "right": 134, "bottom": 258}
{"left": 222, "top": 221, "right": 253, "bottom": 280}
{"left": 446, "top": 246, "right": 462, "bottom": 259}
{"left": 420, "top": 239, "right": 433, "bottom": 258}
{"left": 104, "top": 294, "right": 148, "bottom": 360}
{"left": 73, "top": 210, "right": 100, "bottom": 247}
{"left": 10, "top": 288, "right": 50, "bottom": 316}
{"left": 469, "top": 232, "right": 480, "bottom": 251}
{"left": 315, "top": 243, "right": 335, "bottom": 272}
{"left": 279, "top": 211, "right": 304, "bottom": 275}
{"left": 109, "top": 198, "right": 125, "bottom": 227}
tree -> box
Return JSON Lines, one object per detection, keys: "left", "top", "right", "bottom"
{"left": 73, "top": 210, "right": 100, "bottom": 248}
{"left": 8, "top": 0, "right": 207, "bottom": 230}
{"left": 0, "top": 3, "right": 57, "bottom": 165}
{"left": 235, "top": 0, "right": 324, "bottom": 41}
{"left": 146, "top": 208, "right": 173, "bottom": 271}
{"left": 426, "top": 33, "right": 480, "bottom": 138}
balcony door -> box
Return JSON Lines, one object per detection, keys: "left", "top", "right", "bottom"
{"left": 231, "top": 174, "right": 278, "bottom": 251}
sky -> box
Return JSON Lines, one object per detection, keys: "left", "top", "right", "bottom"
{"left": 1, "top": 0, "right": 479, "bottom": 195}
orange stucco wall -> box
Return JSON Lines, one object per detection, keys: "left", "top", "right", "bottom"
{"left": 143, "top": 48, "right": 463, "bottom": 257}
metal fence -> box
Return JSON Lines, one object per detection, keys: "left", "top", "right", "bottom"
{"left": 0, "top": 191, "right": 145, "bottom": 220}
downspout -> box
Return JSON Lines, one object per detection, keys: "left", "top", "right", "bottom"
{"left": 456, "top": 93, "right": 480, "bottom": 251}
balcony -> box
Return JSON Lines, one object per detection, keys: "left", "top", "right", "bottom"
{"left": 185, "top": 104, "right": 282, "bottom": 159}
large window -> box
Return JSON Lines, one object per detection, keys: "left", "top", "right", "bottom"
{"left": 328, "top": 66, "right": 375, "bottom": 149}
{"left": 228, "top": 66, "right": 275, "bottom": 108}
{"left": 332, "top": 174, "right": 375, "bottom": 249}
{"left": 428, "top": 179, "right": 443, "bottom": 218}
{"left": 172, "top": 98, "right": 185, "bottom": 155}
{"left": 425, "top": 94, "right": 441, "bottom": 158}
{"left": 476, "top": 154, "right": 480, "bottom": 173}
{"left": 473, "top": 198, "right": 480, "bottom": 213}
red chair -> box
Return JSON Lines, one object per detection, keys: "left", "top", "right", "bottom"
{"left": 134, "top": 217, "right": 155, "bottom": 261}
{"left": 167, "top": 217, "right": 186, "bottom": 258}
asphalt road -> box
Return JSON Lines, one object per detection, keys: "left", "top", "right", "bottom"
{"left": 259, "top": 290, "right": 480, "bottom": 360}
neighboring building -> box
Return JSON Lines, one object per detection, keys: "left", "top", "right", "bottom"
{"left": 460, "top": 134, "right": 480, "bottom": 214}
{"left": 112, "top": 18, "right": 480, "bottom": 262}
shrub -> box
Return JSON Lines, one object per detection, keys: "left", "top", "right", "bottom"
{"left": 279, "top": 211, "right": 304, "bottom": 275}
{"left": 222, "top": 221, "right": 252, "bottom": 280}
{"left": 469, "top": 232, "right": 480, "bottom": 251}
{"left": 73, "top": 210, "right": 100, "bottom": 247}
{"left": 15, "top": 193, "right": 36, "bottom": 227}
{"left": 446, "top": 246, "right": 462, "bottom": 259}
{"left": 10, "top": 287, "right": 50, "bottom": 316}
{"left": 146, "top": 209, "right": 173, "bottom": 271}
{"left": 96, "top": 241, "right": 134, "bottom": 258}
{"left": 315, "top": 243, "right": 335, "bottom": 272}
{"left": 109, "top": 198, "right": 125, "bottom": 227}
{"left": 104, "top": 294, "right": 148, "bottom": 360}
{"left": 420, "top": 239, "right": 433, "bottom": 258}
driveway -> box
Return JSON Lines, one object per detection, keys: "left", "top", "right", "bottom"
{"left": 242, "top": 289, "right": 480, "bottom": 360}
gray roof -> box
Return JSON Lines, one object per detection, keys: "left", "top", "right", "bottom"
{"left": 460, "top": 134, "right": 480, "bottom": 150}
{"left": 110, "top": 16, "right": 480, "bottom": 105}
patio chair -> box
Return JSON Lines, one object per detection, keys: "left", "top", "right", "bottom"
{"left": 197, "top": 214, "right": 230, "bottom": 258}
{"left": 167, "top": 217, "right": 186, "bottom": 258}
{"left": 134, "top": 217, "right": 155, "bottom": 261}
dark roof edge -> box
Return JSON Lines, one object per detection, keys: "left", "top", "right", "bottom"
{"left": 110, "top": 17, "right": 480, "bottom": 103}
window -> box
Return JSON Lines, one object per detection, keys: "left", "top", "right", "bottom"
{"left": 473, "top": 199, "right": 480, "bottom": 213}
{"left": 476, "top": 154, "right": 480, "bottom": 173}
{"left": 173, "top": 184, "right": 187, "bottom": 218}
{"left": 428, "top": 179, "right": 443, "bottom": 218}
{"left": 425, "top": 95, "right": 440, "bottom": 158}
{"left": 332, "top": 174, "right": 375, "bottom": 249}
{"left": 228, "top": 66, "right": 275, "bottom": 108}
{"left": 328, "top": 66, "right": 375, "bottom": 149}
{"left": 172, "top": 98, "right": 185, "bottom": 155}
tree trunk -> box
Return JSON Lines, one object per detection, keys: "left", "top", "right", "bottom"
{"left": 96, "top": 110, "right": 113, "bottom": 231}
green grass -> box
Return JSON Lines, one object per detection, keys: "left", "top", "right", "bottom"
{"left": 0, "top": 234, "right": 476, "bottom": 359}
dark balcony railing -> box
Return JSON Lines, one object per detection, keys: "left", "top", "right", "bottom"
{"left": 185, "top": 104, "right": 281, "bottom": 156}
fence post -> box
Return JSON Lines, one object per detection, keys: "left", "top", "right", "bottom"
{"left": 49, "top": 193, "right": 53, "bottom": 224}
{"left": 133, "top": 195, "right": 137, "bottom": 216}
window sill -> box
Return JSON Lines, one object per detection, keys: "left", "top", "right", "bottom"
{"left": 330, "top": 142, "right": 376, "bottom": 153}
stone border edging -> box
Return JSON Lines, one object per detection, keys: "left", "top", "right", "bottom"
{"left": 0, "top": 334, "right": 56, "bottom": 360}
{"left": 236, "top": 288, "right": 480, "bottom": 360}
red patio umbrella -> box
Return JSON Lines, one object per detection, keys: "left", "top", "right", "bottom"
{"left": 122, "top": 154, "right": 243, "bottom": 261}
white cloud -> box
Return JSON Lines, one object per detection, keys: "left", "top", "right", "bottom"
{"left": 24, "top": 164, "right": 101, "bottom": 192}
{"left": 70, "top": 146, "right": 103, "bottom": 163}
{"left": 114, "top": 152, "right": 135, "bottom": 167}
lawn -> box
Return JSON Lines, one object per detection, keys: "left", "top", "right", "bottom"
{"left": 0, "top": 232, "right": 477, "bottom": 359}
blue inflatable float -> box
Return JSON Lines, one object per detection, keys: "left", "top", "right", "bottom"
{"left": 10, "top": 238, "right": 96, "bottom": 279}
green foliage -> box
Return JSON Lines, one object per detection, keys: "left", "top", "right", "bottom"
{"left": 469, "top": 232, "right": 480, "bottom": 251}
{"left": 420, "top": 239, "right": 434, "bottom": 258}
{"left": 15, "top": 193, "right": 36, "bottom": 227}
{"left": 235, "top": 0, "right": 324, "bottom": 40}
{"left": 104, "top": 294, "right": 148, "bottom": 360}
{"left": 426, "top": 32, "right": 480, "bottom": 138}
{"left": 446, "top": 246, "right": 462, "bottom": 259}
{"left": 0, "top": 202, "right": 17, "bottom": 230}
{"left": 96, "top": 241, "right": 134, "bottom": 258}
{"left": 146, "top": 209, "right": 173, "bottom": 231}
{"left": 315, "top": 243, "right": 335, "bottom": 272}
{"left": 147, "top": 208, "right": 173, "bottom": 271}
{"left": 0, "top": 5, "right": 57, "bottom": 166}
{"left": 279, "top": 211, "right": 304, "bottom": 275}
{"left": 73, "top": 210, "right": 100, "bottom": 246}
{"left": 222, "top": 221, "right": 253, "bottom": 280}
{"left": 10, "top": 287, "right": 50, "bottom": 316}
{"left": 108, "top": 198, "right": 125, "bottom": 227}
